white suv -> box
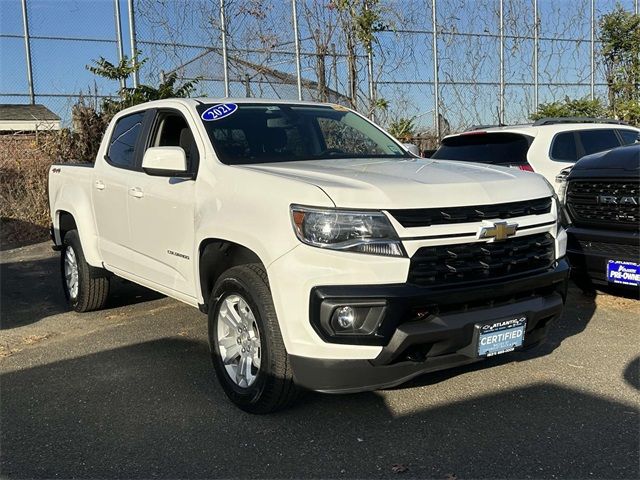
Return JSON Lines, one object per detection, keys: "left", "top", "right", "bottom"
{"left": 432, "top": 118, "right": 640, "bottom": 193}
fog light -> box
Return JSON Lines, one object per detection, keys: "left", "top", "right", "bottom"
{"left": 317, "top": 300, "right": 387, "bottom": 339}
{"left": 336, "top": 306, "right": 355, "bottom": 328}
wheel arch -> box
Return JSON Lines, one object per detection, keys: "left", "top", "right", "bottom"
{"left": 53, "top": 206, "right": 102, "bottom": 267}
{"left": 198, "top": 239, "right": 266, "bottom": 312}
{"left": 56, "top": 210, "right": 77, "bottom": 243}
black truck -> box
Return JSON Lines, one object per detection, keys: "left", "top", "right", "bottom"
{"left": 564, "top": 144, "right": 640, "bottom": 294}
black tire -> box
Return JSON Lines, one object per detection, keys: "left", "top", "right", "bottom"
{"left": 208, "top": 264, "right": 300, "bottom": 414}
{"left": 61, "top": 230, "right": 110, "bottom": 312}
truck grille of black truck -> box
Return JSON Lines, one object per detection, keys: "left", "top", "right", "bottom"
{"left": 566, "top": 180, "right": 639, "bottom": 229}
{"left": 567, "top": 238, "right": 640, "bottom": 259}
{"left": 408, "top": 233, "right": 555, "bottom": 286}
{"left": 388, "top": 197, "right": 552, "bottom": 228}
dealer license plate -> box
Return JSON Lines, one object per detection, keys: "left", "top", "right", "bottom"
{"left": 607, "top": 260, "right": 640, "bottom": 287}
{"left": 476, "top": 316, "right": 527, "bottom": 357}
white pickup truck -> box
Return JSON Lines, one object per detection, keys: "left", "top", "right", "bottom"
{"left": 49, "top": 98, "right": 569, "bottom": 413}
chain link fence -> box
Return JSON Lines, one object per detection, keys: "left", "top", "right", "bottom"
{"left": 1, "top": 0, "right": 637, "bottom": 135}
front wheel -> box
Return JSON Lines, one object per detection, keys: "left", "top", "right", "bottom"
{"left": 208, "top": 264, "right": 300, "bottom": 413}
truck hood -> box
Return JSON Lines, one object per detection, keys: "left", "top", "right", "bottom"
{"left": 571, "top": 144, "right": 640, "bottom": 175}
{"left": 243, "top": 158, "right": 553, "bottom": 209}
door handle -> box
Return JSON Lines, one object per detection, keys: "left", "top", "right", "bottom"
{"left": 94, "top": 180, "right": 105, "bottom": 190}
{"left": 128, "top": 187, "right": 144, "bottom": 198}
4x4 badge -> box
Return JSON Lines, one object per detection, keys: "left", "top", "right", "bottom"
{"left": 478, "top": 221, "right": 518, "bottom": 241}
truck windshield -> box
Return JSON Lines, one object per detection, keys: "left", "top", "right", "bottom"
{"left": 197, "top": 103, "right": 410, "bottom": 165}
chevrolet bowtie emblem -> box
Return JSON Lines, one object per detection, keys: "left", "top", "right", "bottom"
{"left": 478, "top": 221, "right": 518, "bottom": 241}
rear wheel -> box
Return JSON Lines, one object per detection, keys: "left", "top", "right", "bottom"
{"left": 61, "top": 230, "right": 110, "bottom": 312}
{"left": 208, "top": 264, "right": 300, "bottom": 413}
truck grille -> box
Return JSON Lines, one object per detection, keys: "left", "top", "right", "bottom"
{"left": 567, "top": 238, "right": 639, "bottom": 259}
{"left": 388, "top": 197, "right": 551, "bottom": 228}
{"left": 566, "top": 180, "right": 639, "bottom": 229}
{"left": 408, "top": 233, "right": 555, "bottom": 286}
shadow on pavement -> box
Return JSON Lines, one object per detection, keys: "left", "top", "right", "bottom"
{"left": 1, "top": 254, "right": 165, "bottom": 329}
{"left": 1, "top": 338, "right": 637, "bottom": 479}
{"left": 624, "top": 356, "right": 639, "bottom": 390}
{"left": 0, "top": 254, "right": 67, "bottom": 328}
{"left": 518, "top": 284, "right": 597, "bottom": 357}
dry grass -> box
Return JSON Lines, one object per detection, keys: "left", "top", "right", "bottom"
{"left": 0, "top": 134, "right": 55, "bottom": 247}
{"left": 597, "top": 291, "right": 640, "bottom": 311}
{"left": 22, "top": 333, "right": 53, "bottom": 345}
{"left": 0, "top": 345, "right": 14, "bottom": 358}
{"left": 0, "top": 333, "right": 55, "bottom": 359}
{"left": 0, "top": 100, "right": 107, "bottom": 249}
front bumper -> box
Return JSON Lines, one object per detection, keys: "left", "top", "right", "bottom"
{"left": 291, "top": 259, "right": 569, "bottom": 393}
{"left": 566, "top": 226, "right": 639, "bottom": 286}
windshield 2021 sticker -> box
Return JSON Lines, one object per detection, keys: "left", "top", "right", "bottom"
{"left": 201, "top": 103, "right": 238, "bottom": 121}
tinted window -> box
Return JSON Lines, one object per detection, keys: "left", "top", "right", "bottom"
{"left": 108, "top": 112, "right": 145, "bottom": 169}
{"left": 579, "top": 129, "right": 620, "bottom": 156}
{"left": 618, "top": 129, "right": 639, "bottom": 145}
{"left": 550, "top": 132, "right": 578, "bottom": 161}
{"left": 197, "top": 103, "right": 409, "bottom": 165}
{"left": 431, "top": 132, "right": 532, "bottom": 165}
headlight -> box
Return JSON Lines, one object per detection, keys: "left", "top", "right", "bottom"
{"left": 290, "top": 205, "right": 405, "bottom": 257}
{"left": 557, "top": 181, "right": 568, "bottom": 204}
{"left": 541, "top": 177, "right": 570, "bottom": 229}
{"left": 552, "top": 193, "right": 570, "bottom": 228}
{"left": 555, "top": 166, "right": 572, "bottom": 203}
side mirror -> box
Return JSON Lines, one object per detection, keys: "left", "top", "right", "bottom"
{"left": 142, "top": 147, "right": 189, "bottom": 177}
{"left": 402, "top": 143, "right": 420, "bottom": 156}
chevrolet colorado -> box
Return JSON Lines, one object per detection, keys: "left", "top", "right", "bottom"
{"left": 48, "top": 99, "right": 569, "bottom": 413}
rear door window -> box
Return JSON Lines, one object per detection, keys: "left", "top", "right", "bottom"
{"left": 578, "top": 129, "right": 620, "bottom": 156}
{"left": 107, "top": 112, "right": 145, "bottom": 169}
{"left": 617, "top": 129, "right": 639, "bottom": 145}
{"left": 551, "top": 129, "right": 623, "bottom": 162}
{"left": 431, "top": 132, "right": 533, "bottom": 165}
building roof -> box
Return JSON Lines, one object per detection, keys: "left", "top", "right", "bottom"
{"left": 0, "top": 104, "right": 60, "bottom": 122}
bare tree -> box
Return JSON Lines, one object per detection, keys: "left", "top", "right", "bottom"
{"left": 301, "top": 2, "right": 339, "bottom": 101}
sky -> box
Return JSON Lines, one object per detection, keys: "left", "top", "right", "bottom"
{"left": 1, "top": 0, "right": 637, "bottom": 129}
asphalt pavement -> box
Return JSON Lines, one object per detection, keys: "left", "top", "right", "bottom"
{"left": 1, "top": 242, "right": 638, "bottom": 479}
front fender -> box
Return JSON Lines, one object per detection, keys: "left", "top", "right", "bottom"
{"left": 193, "top": 164, "right": 335, "bottom": 303}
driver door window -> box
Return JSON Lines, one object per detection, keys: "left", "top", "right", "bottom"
{"left": 148, "top": 112, "right": 200, "bottom": 175}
